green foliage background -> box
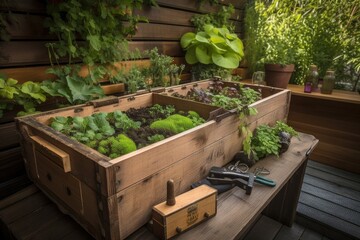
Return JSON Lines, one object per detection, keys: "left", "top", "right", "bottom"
{"left": 245, "top": 0, "right": 360, "bottom": 89}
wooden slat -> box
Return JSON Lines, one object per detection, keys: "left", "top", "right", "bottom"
{"left": 307, "top": 160, "right": 360, "bottom": 183}
{"left": 156, "top": 0, "right": 244, "bottom": 14}
{"left": 9, "top": 204, "right": 63, "bottom": 240}
{"left": 299, "top": 192, "right": 360, "bottom": 225}
{"left": 0, "top": 0, "right": 46, "bottom": 14}
{"left": 296, "top": 214, "right": 354, "bottom": 240}
{"left": 244, "top": 215, "right": 282, "bottom": 240}
{"left": 5, "top": 14, "right": 49, "bottom": 40}
{"left": 135, "top": 6, "right": 194, "bottom": 26}
{"left": 0, "top": 175, "right": 32, "bottom": 200}
{"left": 134, "top": 23, "right": 194, "bottom": 40}
{"left": 0, "top": 41, "right": 184, "bottom": 67}
{"left": 303, "top": 174, "right": 360, "bottom": 202}
{"left": 301, "top": 183, "right": 360, "bottom": 212}
{"left": 297, "top": 203, "right": 360, "bottom": 239}
{"left": 305, "top": 167, "right": 360, "bottom": 192}
{"left": 0, "top": 122, "right": 19, "bottom": 150}
{"left": 274, "top": 222, "right": 305, "bottom": 240}
{"left": 0, "top": 185, "right": 38, "bottom": 210}
{"left": 0, "top": 147, "right": 24, "bottom": 183}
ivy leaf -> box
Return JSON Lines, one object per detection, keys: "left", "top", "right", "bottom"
{"left": 87, "top": 35, "right": 101, "bottom": 51}
{"left": 21, "top": 81, "right": 46, "bottom": 102}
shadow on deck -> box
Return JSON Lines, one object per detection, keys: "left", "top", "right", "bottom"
{"left": 0, "top": 160, "right": 359, "bottom": 240}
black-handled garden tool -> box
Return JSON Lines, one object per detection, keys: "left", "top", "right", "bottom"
{"left": 207, "top": 166, "right": 276, "bottom": 195}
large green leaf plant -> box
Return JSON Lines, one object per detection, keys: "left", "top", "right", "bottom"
{"left": 181, "top": 24, "right": 244, "bottom": 70}
{"left": 0, "top": 77, "right": 47, "bottom": 117}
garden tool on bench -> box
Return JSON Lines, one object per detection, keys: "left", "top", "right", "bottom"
{"left": 207, "top": 166, "right": 276, "bottom": 195}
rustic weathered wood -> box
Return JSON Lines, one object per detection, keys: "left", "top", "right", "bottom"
{"left": 152, "top": 185, "right": 217, "bottom": 239}
{"left": 244, "top": 215, "right": 282, "bottom": 240}
{"left": 0, "top": 122, "right": 19, "bottom": 150}
{"left": 16, "top": 82, "right": 291, "bottom": 239}
{"left": 263, "top": 160, "right": 308, "bottom": 226}
{"left": 288, "top": 93, "right": 360, "bottom": 174}
{"left": 0, "top": 41, "right": 184, "bottom": 67}
{"left": 129, "top": 133, "right": 318, "bottom": 240}
{"left": 0, "top": 0, "right": 46, "bottom": 13}
{"left": 0, "top": 147, "right": 24, "bottom": 183}
{"left": 30, "top": 135, "right": 71, "bottom": 173}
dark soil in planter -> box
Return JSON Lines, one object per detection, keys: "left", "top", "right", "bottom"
{"left": 48, "top": 104, "right": 205, "bottom": 159}
{"left": 171, "top": 80, "right": 261, "bottom": 111}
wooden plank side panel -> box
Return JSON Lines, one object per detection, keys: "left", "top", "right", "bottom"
{"left": 0, "top": 147, "right": 24, "bottom": 183}
{"left": 0, "top": 122, "right": 20, "bottom": 150}
{"left": 116, "top": 104, "right": 291, "bottom": 239}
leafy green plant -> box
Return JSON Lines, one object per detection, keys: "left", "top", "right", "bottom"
{"left": 181, "top": 24, "right": 244, "bottom": 69}
{"left": 145, "top": 47, "right": 174, "bottom": 87}
{"left": 191, "top": 4, "right": 235, "bottom": 32}
{"left": 49, "top": 105, "right": 205, "bottom": 159}
{"left": 244, "top": 121, "right": 298, "bottom": 161}
{"left": 0, "top": 77, "right": 47, "bottom": 117}
{"left": 41, "top": 66, "right": 104, "bottom": 105}
{"left": 45, "top": 0, "right": 155, "bottom": 66}
{"left": 245, "top": 0, "right": 360, "bottom": 87}
{"left": 123, "top": 66, "right": 147, "bottom": 93}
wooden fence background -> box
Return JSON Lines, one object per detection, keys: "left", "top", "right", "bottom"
{"left": 0, "top": 0, "right": 247, "bottom": 199}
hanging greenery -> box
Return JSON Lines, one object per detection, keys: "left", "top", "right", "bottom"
{"left": 45, "top": 0, "right": 156, "bottom": 66}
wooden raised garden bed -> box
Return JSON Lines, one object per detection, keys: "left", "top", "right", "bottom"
{"left": 16, "top": 82, "right": 291, "bottom": 239}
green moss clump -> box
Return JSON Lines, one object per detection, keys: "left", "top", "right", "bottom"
{"left": 96, "top": 134, "right": 137, "bottom": 159}
{"left": 150, "top": 114, "right": 195, "bottom": 134}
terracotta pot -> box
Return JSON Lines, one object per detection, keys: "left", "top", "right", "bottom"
{"left": 265, "top": 64, "right": 295, "bottom": 89}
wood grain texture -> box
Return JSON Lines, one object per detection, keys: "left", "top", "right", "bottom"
{"left": 0, "top": 0, "right": 46, "bottom": 13}
{"left": 0, "top": 41, "right": 184, "bottom": 67}
{"left": 288, "top": 94, "right": 360, "bottom": 174}
{"left": 129, "top": 133, "right": 318, "bottom": 240}
{"left": 0, "top": 122, "right": 19, "bottom": 150}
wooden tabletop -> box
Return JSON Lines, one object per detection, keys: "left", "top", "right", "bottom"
{"left": 241, "top": 79, "right": 360, "bottom": 105}
{"left": 128, "top": 133, "right": 319, "bottom": 240}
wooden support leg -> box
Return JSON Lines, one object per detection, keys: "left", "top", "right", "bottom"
{"left": 262, "top": 159, "right": 308, "bottom": 226}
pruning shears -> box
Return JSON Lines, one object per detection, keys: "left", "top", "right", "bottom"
{"left": 207, "top": 166, "right": 276, "bottom": 195}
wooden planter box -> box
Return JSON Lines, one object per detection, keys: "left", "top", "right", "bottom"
{"left": 16, "top": 83, "right": 291, "bottom": 239}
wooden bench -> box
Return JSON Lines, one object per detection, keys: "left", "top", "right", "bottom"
{"left": 0, "top": 133, "right": 318, "bottom": 240}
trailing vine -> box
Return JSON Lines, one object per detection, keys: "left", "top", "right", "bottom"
{"left": 45, "top": 0, "right": 156, "bottom": 66}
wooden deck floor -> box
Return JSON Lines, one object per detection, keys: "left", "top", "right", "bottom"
{"left": 296, "top": 160, "right": 360, "bottom": 240}
{"left": 0, "top": 160, "right": 359, "bottom": 240}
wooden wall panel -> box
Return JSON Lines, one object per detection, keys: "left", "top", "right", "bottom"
{"left": 288, "top": 95, "right": 360, "bottom": 174}
{"left": 0, "top": 0, "right": 247, "bottom": 200}
{"left": 0, "top": 41, "right": 184, "bottom": 67}
{"left": 0, "top": 0, "right": 46, "bottom": 13}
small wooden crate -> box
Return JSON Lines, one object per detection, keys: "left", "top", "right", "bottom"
{"left": 152, "top": 185, "right": 217, "bottom": 240}
{"left": 16, "top": 82, "right": 291, "bottom": 239}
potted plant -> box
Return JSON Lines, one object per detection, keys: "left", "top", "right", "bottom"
{"left": 245, "top": 1, "right": 298, "bottom": 89}
{"left": 180, "top": 24, "right": 244, "bottom": 80}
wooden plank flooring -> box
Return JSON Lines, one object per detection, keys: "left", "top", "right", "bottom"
{"left": 297, "top": 160, "right": 360, "bottom": 240}
{"left": 1, "top": 160, "right": 359, "bottom": 240}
